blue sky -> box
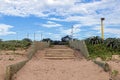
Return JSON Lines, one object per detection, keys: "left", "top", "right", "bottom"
{"left": 0, "top": 0, "right": 120, "bottom": 41}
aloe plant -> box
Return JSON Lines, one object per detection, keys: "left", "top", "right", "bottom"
{"left": 105, "top": 38, "right": 120, "bottom": 51}
{"left": 85, "top": 36, "right": 103, "bottom": 45}
{"left": 85, "top": 37, "right": 120, "bottom": 60}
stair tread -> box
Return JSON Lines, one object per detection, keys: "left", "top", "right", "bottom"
{"left": 44, "top": 57, "right": 76, "bottom": 59}
{"left": 44, "top": 47, "right": 75, "bottom": 60}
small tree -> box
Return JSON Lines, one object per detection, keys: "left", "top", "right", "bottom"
{"left": 61, "top": 35, "right": 72, "bottom": 42}
{"left": 22, "top": 38, "right": 32, "bottom": 43}
{"left": 105, "top": 38, "right": 120, "bottom": 51}
{"left": 85, "top": 36, "right": 103, "bottom": 45}
{"left": 42, "top": 38, "right": 52, "bottom": 42}
{"left": 21, "top": 38, "right": 32, "bottom": 50}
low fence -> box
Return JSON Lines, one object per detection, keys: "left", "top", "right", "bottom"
{"left": 5, "top": 41, "right": 50, "bottom": 80}
{"left": 69, "top": 40, "right": 89, "bottom": 58}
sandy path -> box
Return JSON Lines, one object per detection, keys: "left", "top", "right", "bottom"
{"left": 14, "top": 59, "right": 109, "bottom": 80}
{"left": 14, "top": 46, "right": 109, "bottom": 80}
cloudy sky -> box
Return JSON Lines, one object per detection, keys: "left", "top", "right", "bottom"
{"left": 0, "top": 0, "right": 120, "bottom": 40}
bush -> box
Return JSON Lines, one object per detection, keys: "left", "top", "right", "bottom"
{"left": 85, "top": 36, "right": 120, "bottom": 60}
{"left": 105, "top": 38, "right": 120, "bottom": 51}
{"left": 85, "top": 36, "right": 103, "bottom": 45}
{"left": 0, "top": 39, "right": 32, "bottom": 50}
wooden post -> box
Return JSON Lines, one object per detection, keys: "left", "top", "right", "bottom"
{"left": 71, "top": 25, "right": 73, "bottom": 41}
{"left": 27, "top": 33, "right": 29, "bottom": 39}
{"left": 34, "top": 33, "right": 35, "bottom": 42}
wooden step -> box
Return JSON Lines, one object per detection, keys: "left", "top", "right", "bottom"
{"left": 44, "top": 57, "right": 76, "bottom": 60}
{"left": 46, "top": 49, "right": 74, "bottom": 52}
{"left": 45, "top": 53, "right": 74, "bottom": 57}
{"left": 50, "top": 45, "right": 69, "bottom": 49}
{"left": 44, "top": 47, "right": 75, "bottom": 60}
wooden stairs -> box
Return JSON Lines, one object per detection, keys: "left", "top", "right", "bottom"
{"left": 44, "top": 45, "right": 76, "bottom": 60}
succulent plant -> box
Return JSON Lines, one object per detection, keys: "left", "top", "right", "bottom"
{"left": 105, "top": 38, "right": 120, "bottom": 50}
{"left": 85, "top": 36, "right": 103, "bottom": 45}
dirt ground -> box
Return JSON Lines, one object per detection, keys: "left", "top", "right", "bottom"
{"left": 107, "top": 61, "right": 120, "bottom": 79}
{"left": 0, "top": 50, "right": 27, "bottom": 55}
{"left": 13, "top": 59, "right": 110, "bottom": 80}
{"left": 13, "top": 46, "right": 110, "bottom": 80}
{"left": 0, "top": 50, "right": 27, "bottom": 80}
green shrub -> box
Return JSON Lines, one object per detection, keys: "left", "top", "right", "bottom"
{"left": 0, "top": 39, "right": 32, "bottom": 50}
{"left": 85, "top": 36, "right": 103, "bottom": 45}
{"left": 85, "top": 36, "right": 120, "bottom": 60}
{"left": 112, "top": 70, "right": 119, "bottom": 76}
{"left": 105, "top": 38, "right": 120, "bottom": 52}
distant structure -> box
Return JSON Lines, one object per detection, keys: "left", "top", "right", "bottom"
{"left": 101, "top": 18, "right": 105, "bottom": 40}
{"left": 71, "top": 25, "right": 74, "bottom": 41}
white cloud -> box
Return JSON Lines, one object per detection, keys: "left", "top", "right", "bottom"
{"left": 47, "top": 33, "right": 61, "bottom": 40}
{"left": 0, "top": 24, "right": 16, "bottom": 36}
{"left": 105, "top": 28, "right": 120, "bottom": 36}
{"left": 36, "top": 31, "right": 62, "bottom": 40}
{"left": 93, "top": 26, "right": 120, "bottom": 35}
{"left": 0, "top": 0, "right": 75, "bottom": 17}
{"left": 40, "top": 21, "right": 62, "bottom": 28}
{"left": 60, "top": 24, "right": 81, "bottom": 36}
{"left": 49, "top": 18, "right": 64, "bottom": 21}
{"left": 0, "top": 0, "right": 120, "bottom": 26}
{"left": 49, "top": 0, "right": 120, "bottom": 26}
{"left": 36, "top": 24, "right": 81, "bottom": 40}
{"left": 0, "top": 0, "right": 120, "bottom": 39}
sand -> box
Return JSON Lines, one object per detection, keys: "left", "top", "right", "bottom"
{"left": 13, "top": 46, "right": 110, "bottom": 80}
{"left": 107, "top": 60, "right": 120, "bottom": 79}
{"left": 0, "top": 50, "right": 27, "bottom": 80}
